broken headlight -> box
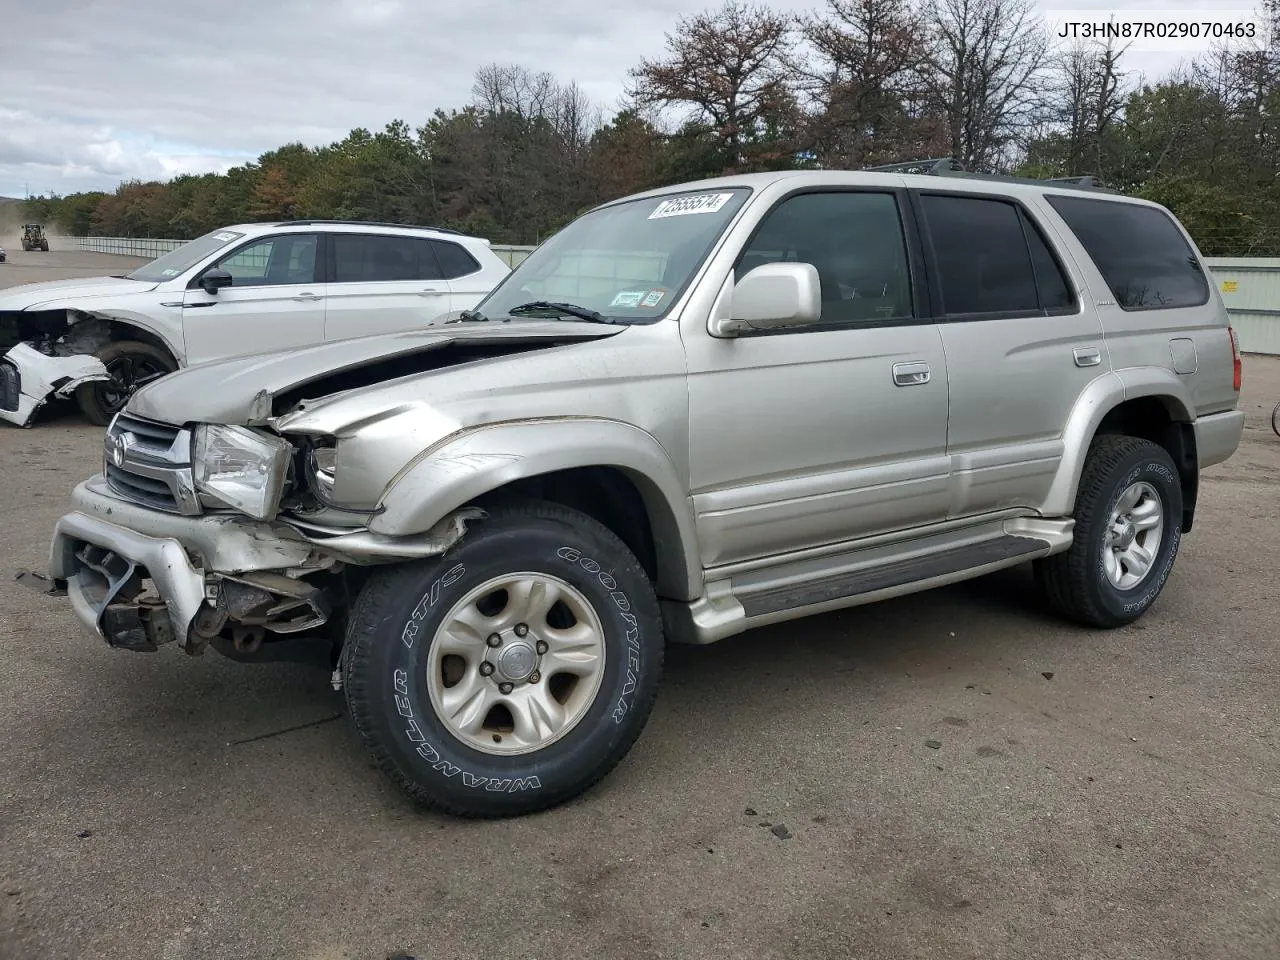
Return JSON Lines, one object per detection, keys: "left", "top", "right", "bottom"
{"left": 192, "top": 424, "right": 292, "bottom": 520}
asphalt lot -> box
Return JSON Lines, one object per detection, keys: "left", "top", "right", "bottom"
{"left": 1, "top": 245, "right": 1277, "bottom": 960}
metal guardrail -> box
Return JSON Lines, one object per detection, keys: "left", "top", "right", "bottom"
{"left": 47, "top": 239, "right": 1280, "bottom": 355}
{"left": 55, "top": 235, "right": 537, "bottom": 268}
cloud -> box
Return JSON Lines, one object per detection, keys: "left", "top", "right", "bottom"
{"left": 0, "top": 0, "right": 1217, "bottom": 198}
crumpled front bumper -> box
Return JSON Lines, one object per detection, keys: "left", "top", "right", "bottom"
{"left": 49, "top": 475, "right": 319, "bottom": 651}
{"left": 0, "top": 343, "right": 109, "bottom": 427}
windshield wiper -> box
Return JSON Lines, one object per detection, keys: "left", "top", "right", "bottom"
{"left": 507, "top": 301, "right": 613, "bottom": 324}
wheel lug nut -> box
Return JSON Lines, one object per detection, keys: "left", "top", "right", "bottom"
{"left": 529, "top": 671, "right": 540, "bottom": 684}
{"left": 479, "top": 662, "right": 494, "bottom": 676}
{"left": 486, "top": 633, "right": 502, "bottom": 647}
{"left": 535, "top": 640, "right": 548, "bottom": 655}
{"left": 514, "top": 623, "right": 529, "bottom": 638}
{"left": 499, "top": 682, "right": 514, "bottom": 695}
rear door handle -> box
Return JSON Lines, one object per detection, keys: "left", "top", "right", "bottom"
{"left": 892, "top": 361, "right": 931, "bottom": 386}
{"left": 1074, "top": 346, "right": 1101, "bottom": 368}
{"left": 419, "top": 288, "right": 447, "bottom": 297}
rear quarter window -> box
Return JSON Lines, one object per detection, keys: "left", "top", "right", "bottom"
{"left": 1045, "top": 195, "right": 1209, "bottom": 311}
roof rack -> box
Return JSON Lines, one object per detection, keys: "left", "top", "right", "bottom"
{"left": 863, "top": 158, "right": 1116, "bottom": 193}
{"left": 273, "top": 219, "right": 464, "bottom": 235}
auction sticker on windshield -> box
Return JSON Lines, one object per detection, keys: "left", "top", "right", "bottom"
{"left": 610, "top": 290, "right": 647, "bottom": 308}
{"left": 648, "top": 193, "right": 735, "bottom": 219}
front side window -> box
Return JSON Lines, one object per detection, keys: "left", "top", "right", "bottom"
{"left": 478, "top": 188, "right": 751, "bottom": 322}
{"left": 1046, "top": 195, "right": 1209, "bottom": 310}
{"left": 736, "top": 191, "right": 914, "bottom": 325}
{"left": 332, "top": 234, "right": 439, "bottom": 283}
{"left": 216, "top": 234, "right": 318, "bottom": 287}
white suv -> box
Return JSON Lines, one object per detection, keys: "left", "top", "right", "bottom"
{"left": 0, "top": 220, "right": 510, "bottom": 426}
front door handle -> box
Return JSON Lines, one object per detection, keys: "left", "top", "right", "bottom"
{"left": 292, "top": 293, "right": 322, "bottom": 302}
{"left": 1074, "top": 346, "right": 1101, "bottom": 368}
{"left": 892, "top": 361, "right": 931, "bottom": 386}
{"left": 419, "top": 288, "right": 447, "bottom": 297}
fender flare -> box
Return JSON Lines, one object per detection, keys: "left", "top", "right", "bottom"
{"left": 369, "top": 417, "right": 702, "bottom": 600}
{"left": 1042, "top": 367, "right": 1195, "bottom": 516}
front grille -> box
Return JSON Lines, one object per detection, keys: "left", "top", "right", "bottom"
{"left": 104, "top": 413, "right": 200, "bottom": 515}
{"left": 0, "top": 362, "right": 18, "bottom": 412}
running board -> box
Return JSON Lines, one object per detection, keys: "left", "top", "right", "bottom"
{"left": 662, "top": 517, "right": 1072, "bottom": 645}
{"left": 739, "top": 534, "right": 1046, "bottom": 617}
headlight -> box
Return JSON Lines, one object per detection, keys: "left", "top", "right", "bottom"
{"left": 192, "top": 424, "right": 292, "bottom": 520}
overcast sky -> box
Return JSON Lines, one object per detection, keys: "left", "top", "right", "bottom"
{"left": 0, "top": 0, "right": 1261, "bottom": 198}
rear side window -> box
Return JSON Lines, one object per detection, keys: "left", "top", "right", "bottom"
{"left": 919, "top": 194, "right": 1074, "bottom": 317}
{"left": 1045, "top": 196, "right": 1209, "bottom": 310}
{"left": 332, "top": 234, "right": 441, "bottom": 283}
{"left": 431, "top": 240, "right": 481, "bottom": 279}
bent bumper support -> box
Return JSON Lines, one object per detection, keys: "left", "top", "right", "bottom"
{"left": 0, "top": 343, "right": 109, "bottom": 427}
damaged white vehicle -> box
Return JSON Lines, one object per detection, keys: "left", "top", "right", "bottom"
{"left": 0, "top": 221, "right": 509, "bottom": 427}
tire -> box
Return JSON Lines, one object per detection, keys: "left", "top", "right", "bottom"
{"left": 1035, "top": 435, "right": 1184, "bottom": 629}
{"left": 342, "top": 501, "right": 664, "bottom": 818}
{"left": 74, "top": 340, "right": 178, "bottom": 426}
{"left": 1271, "top": 400, "right": 1280, "bottom": 439}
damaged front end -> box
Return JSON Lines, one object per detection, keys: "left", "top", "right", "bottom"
{"left": 0, "top": 310, "right": 110, "bottom": 427}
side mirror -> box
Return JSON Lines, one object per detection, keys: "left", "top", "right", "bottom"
{"left": 710, "top": 262, "right": 822, "bottom": 336}
{"left": 200, "top": 268, "right": 233, "bottom": 295}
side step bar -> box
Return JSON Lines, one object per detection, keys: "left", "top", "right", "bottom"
{"left": 740, "top": 535, "right": 1046, "bottom": 617}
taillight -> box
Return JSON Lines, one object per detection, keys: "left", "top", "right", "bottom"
{"left": 1229, "top": 326, "right": 1243, "bottom": 392}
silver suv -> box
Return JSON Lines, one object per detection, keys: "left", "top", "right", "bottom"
{"left": 34, "top": 164, "right": 1245, "bottom": 817}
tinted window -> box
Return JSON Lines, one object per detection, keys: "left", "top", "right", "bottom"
{"left": 736, "top": 191, "right": 913, "bottom": 325}
{"left": 920, "top": 195, "right": 1038, "bottom": 315}
{"left": 216, "top": 234, "right": 317, "bottom": 287}
{"left": 333, "top": 234, "right": 440, "bottom": 283}
{"left": 1046, "top": 196, "right": 1208, "bottom": 310}
{"left": 1025, "top": 218, "right": 1074, "bottom": 311}
{"left": 431, "top": 240, "right": 481, "bottom": 279}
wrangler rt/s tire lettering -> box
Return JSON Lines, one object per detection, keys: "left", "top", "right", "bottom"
{"left": 341, "top": 501, "right": 664, "bottom": 818}
{"left": 1035, "top": 435, "right": 1184, "bottom": 629}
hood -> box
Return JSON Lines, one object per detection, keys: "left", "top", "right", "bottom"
{"left": 0, "top": 275, "right": 156, "bottom": 311}
{"left": 127, "top": 320, "right": 627, "bottom": 426}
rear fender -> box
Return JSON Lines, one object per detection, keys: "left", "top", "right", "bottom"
{"left": 369, "top": 417, "right": 702, "bottom": 600}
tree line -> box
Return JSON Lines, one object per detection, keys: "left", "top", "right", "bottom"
{"left": 24, "top": 0, "right": 1280, "bottom": 255}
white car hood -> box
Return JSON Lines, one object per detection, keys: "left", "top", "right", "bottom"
{"left": 0, "top": 275, "right": 158, "bottom": 311}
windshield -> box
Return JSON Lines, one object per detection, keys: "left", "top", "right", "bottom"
{"left": 126, "top": 229, "right": 247, "bottom": 282}
{"left": 477, "top": 188, "right": 751, "bottom": 322}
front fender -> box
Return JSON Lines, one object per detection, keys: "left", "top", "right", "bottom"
{"left": 369, "top": 417, "right": 702, "bottom": 600}
{"left": 1042, "top": 367, "right": 1194, "bottom": 516}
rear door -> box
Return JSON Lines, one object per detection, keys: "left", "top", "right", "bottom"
{"left": 182, "top": 232, "right": 324, "bottom": 363}
{"left": 912, "top": 191, "right": 1107, "bottom": 518}
{"left": 323, "top": 233, "right": 453, "bottom": 341}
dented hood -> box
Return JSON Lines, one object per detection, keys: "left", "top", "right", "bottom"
{"left": 126, "top": 320, "right": 626, "bottom": 426}
{"left": 0, "top": 275, "right": 157, "bottom": 311}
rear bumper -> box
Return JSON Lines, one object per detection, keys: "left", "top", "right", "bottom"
{"left": 1194, "top": 410, "right": 1245, "bottom": 470}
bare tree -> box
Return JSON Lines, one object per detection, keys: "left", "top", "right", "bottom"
{"left": 916, "top": 0, "right": 1049, "bottom": 170}
{"left": 1046, "top": 35, "right": 1129, "bottom": 176}
{"left": 796, "top": 0, "right": 941, "bottom": 166}
{"left": 628, "top": 1, "right": 796, "bottom": 168}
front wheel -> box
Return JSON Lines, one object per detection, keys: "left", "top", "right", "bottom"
{"left": 342, "top": 501, "right": 664, "bottom": 817}
{"left": 1035, "top": 435, "right": 1184, "bottom": 628}
{"left": 74, "top": 340, "right": 177, "bottom": 426}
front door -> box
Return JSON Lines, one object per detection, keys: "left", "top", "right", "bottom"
{"left": 183, "top": 232, "right": 325, "bottom": 364}
{"left": 912, "top": 191, "right": 1108, "bottom": 518}
{"left": 683, "top": 189, "right": 952, "bottom": 570}
{"left": 323, "top": 233, "right": 454, "bottom": 341}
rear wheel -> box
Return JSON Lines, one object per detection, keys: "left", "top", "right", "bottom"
{"left": 1035, "top": 435, "right": 1183, "bottom": 628}
{"left": 342, "top": 501, "right": 664, "bottom": 817}
{"left": 74, "top": 340, "right": 177, "bottom": 426}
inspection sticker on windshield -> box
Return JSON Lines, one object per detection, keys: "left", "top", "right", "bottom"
{"left": 214, "top": 232, "right": 238, "bottom": 241}
{"left": 648, "top": 193, "right": 734, "bottom": 219}
{"left": 610, "top": 290, "right": 647, "bottom": 308}
{"left": 641, "top": 290, "right": 665, "bottom": 307}
{"left": 161, "top": 268, "right": 179, "bottom": 277}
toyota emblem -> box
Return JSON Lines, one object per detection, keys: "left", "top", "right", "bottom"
{"left": 108, "top": 432, "right": 131, "bottom": 468}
